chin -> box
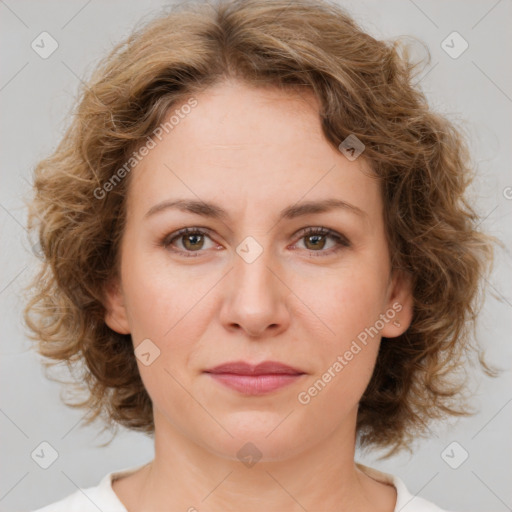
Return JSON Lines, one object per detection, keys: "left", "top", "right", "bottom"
{"left": 200, "top": 412, "right": 312, "bottom": 463}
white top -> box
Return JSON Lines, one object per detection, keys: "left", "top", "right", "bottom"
{"left": 31, "top": 462, "right": 453, "bottom": 511}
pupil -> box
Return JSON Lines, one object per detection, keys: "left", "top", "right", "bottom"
{"left": 307, "top": 234, "right": 325, "bottom": 249}
{"left": 185, "top": 234, "right": 203, "bottom": 250}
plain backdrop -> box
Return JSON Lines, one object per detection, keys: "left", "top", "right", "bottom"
{"left": 1, "top": 1, "right": 511, "bottom": 511}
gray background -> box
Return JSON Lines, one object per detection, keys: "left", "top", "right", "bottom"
{"left": 1, "top": 0, "right": 511, "bottom": 510}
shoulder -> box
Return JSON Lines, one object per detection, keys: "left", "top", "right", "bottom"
{"left": 30, "top": 463, "right": 148, "bottom": 512}
{"left": 30, "top": 489, "right": 97, "bottom": 512}
{"left": 356, "top": 463, "right": 456, "bottom": 512}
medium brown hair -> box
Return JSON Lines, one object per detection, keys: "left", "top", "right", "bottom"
{"left": 23, "top": 0, "right": 499, "bottom": 455}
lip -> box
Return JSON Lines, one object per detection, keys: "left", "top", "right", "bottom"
{"left": 204, "top": 360, "right": 306, "bottom": 395}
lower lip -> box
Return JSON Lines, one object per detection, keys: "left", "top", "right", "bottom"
{"left": 206, "top": 373, "right": 304, "bottom": 395}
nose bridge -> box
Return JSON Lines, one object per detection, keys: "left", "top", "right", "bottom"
{"left": 232, "top": 237, "right": 278, "bottom": 302}
{"left": 221, "top": 235, "right": 289, "bottom": 336}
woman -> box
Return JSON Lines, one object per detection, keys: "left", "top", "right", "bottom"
{"left": 25, "top": 0, "right": 497, "bottom": 510}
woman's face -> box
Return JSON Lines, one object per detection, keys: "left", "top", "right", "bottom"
{"left": 104, "top": 80, "right": 413, "bottom": 461}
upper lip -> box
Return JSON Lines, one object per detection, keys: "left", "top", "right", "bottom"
{"left": 204, "top": 360, "right": 305, "bottom": 376}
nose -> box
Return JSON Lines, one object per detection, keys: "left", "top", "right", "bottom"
{"left": 219, "top": 246, "right": 291, "bottom": 338}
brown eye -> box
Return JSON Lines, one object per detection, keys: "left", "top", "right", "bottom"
{"left": 303, "top": 233, "right": 328, "bottom": 250}
{"left": 161, "top": 226, "right": 350, "bottom": 259}
{"left": 162, "top": 227, "right": 215, "bottom": 256}
{"left": 181, "top": 232, "right": 205, "bottom": 251}
{"left": 295, "top": 227, "right": 350, "bottom": 256}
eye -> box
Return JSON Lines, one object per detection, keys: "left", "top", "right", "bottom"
{"left": 160, "top": 227, "right": 217, "bottom": 257}
{"left": 160, "top": 226, "right": 350, "bottom": 258}
{"left": 292, "top": 226, "right": 351, "bottom": 257}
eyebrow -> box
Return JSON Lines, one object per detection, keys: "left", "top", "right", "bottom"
{"left": 144, "top": 198, "right": 367, "bottom": 221}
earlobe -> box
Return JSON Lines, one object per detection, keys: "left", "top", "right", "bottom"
{"left": 381, "top": 269, "right": 414, "bottom": 338}
{"left": 103, "top": 276, "right": 131, "bottom": 335}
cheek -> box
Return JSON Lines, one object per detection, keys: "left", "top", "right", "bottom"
{"left": 121, "top": 256, "right": 211, "bottom": 372}
{"left": 291, "top": 258, "right": 387, "bottom": 406}
{"left": 300, "top": 262, "right": 388, "bottom": 347}
{"left": 123, "top": 277, "right": 172, "bottom": 341}
{"left": 120, "top": 243, "right": 194, "bottom": 339}
{"left": 295, "top": 268, "right": 385, "bottom": 412}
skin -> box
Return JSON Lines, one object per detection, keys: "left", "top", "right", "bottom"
{"left": 104, "top": 79, "right": 414, "bottom": 512}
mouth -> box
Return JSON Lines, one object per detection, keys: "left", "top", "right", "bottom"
{"left": 203, "top": 360, "right": 306, "bottom": 395}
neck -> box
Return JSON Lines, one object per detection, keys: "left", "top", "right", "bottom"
{"left": 123, "top": 408, "right": 395, "bottom": 512}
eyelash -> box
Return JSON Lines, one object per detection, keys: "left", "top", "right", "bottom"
{"left": 159, "top": 226, "right": 351, "bottom": 258}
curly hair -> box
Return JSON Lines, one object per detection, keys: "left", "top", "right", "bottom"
{"left": 22, "top": 0, "right": 499, "bottom": 455}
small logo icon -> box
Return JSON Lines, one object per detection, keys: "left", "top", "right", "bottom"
{"left": 441, "top": 441, "right": 469, "bottom": 469}
{"left": 134, "top": 338, "right": 161, "bottom": 366}
{"left": 31, "top": 441, "right": 59, "bottom": 469}
{"left": 236, "top": 236, "right": 263, "bottom": 264}
{"left": 31, "top": 32, "right": 59, "bottom": 59}
{"left": 338, "top": 134, "right": 365, "bottom": 161}
{"left": 237, "top": 442, "right": 262, "bottom": 468}
{"left": 441, "top": 32, "right": 469, "bottom": 59}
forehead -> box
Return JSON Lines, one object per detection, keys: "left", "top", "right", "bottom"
{"left": 127, "top": 80, "right": 380, "bottom": 222}
{"left": 172, "top": 80, "right": 323, "bottom": 149}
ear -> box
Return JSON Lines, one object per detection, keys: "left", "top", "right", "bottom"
{"left": 380, "top": 269, "right": 414, "bottom": 338}
{"left": 103, "top": 276, "right": 131, "bottom": 335}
